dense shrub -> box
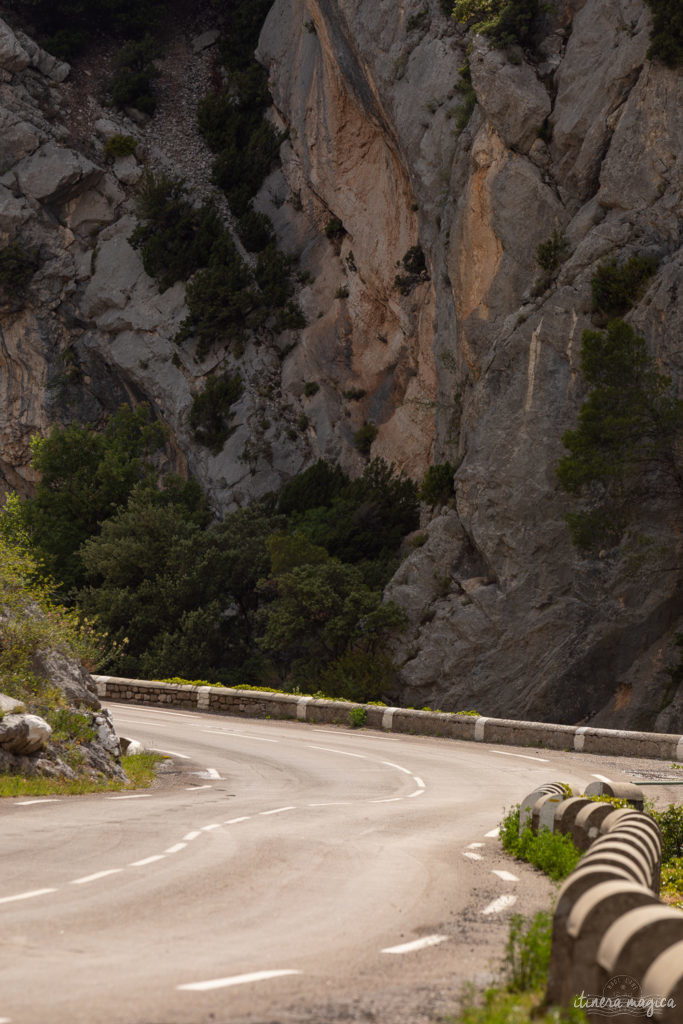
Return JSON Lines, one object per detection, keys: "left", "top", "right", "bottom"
{"left": 452, "top": 0, "right": 542, "bottom": 51}
{"left": 130, "top": 172, "right": 223, "bottom": 289}
{"left": 644, "top": 0, "right": 683, "bottom": 67}
{"left": 6, "top": 0, "right": 165, "bottom": 58}
{"left": 536, "top": 229, "right": 569, "bottom": 274}
{"left": 188, "top": 371, "right": 243, "bottom": 454}
{"left": 277, "top": 460, "right": 350, "bottom": 515}
{"left": 176, "top": 240, "right": 256, "bottom": 359}
{"left": 354, "top": 422, "right": 378, "bottom": 454}
{"left": 394, "top": 244, "right": 429, "bottom": 295}
{"left": 420, "top": 462, "right": 457, "bottom": 505}
{"left": 591, "top": 254, "right": 659, "bottom": 321}
{"left": 0, "top": 242, "right": 38, "bottom": 305}
{"left": 236, "top": 208, "right": 275, "bottom": 252}
{"left": 111, "top": 35, "right": 161, "bottom": 115}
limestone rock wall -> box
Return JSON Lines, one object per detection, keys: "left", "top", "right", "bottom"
{"left": 259, "top": 0, "right": 682, "bottom": 728}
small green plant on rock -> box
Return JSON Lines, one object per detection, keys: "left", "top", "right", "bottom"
{"left": 536, "top": 229, "right": 569, "bottom": 275}
{"left": 189, "top": 371, "right": 244, "bottom": 454}
{"left": 103, "top": 134, "right": 138, "bottom": 160}
{"left": 354, "top": 422, "right": 378, "bottom": 456}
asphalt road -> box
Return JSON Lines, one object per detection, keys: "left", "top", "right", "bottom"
{"left": 1, "top": 704, "right": 678, "bottom": 1024}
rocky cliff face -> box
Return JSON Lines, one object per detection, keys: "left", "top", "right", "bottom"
{"left": 0, "top": 1, "right": 680, "bottom": 729}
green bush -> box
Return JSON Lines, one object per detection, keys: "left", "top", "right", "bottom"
{"left": 590, "top": 254, "right": 659, "bottom": 321}
{"left": 500, "top": 806, "right": 583, "bottom": 880}
{"left": 650, "top": 804, "right": 683, "bottom": 861}
{"left": 644, "top": 0, "right": 683, "bottom": 67}
{"left": 536, "top": 229, "right": 569, "bottom": 274}
{"left": 420, "top": 462, "right": 457, "bottom": 505}
{"left": 324, "top": 216, "right": 345, "bottom": 241}
{"left": 0, "top": 241, "right": 38, "bottom": 305}
{"left": 129, "top": 172, "right": 223, "bottom": 289}
{"left": 452, "top": 0, "right": 542, "bottom": 50}
{"left": 176, "top": 242, "right": 256, "bottom": 359}
{"left": 277, "top": 460, "right": 350, "bottom": 515}
{"left": 111, "top": 35, "right": 161, "bottom": 115}
{"left": 188, "top": 371, "right": 243, "bottom": 454}
{"left": 505, "top": 912, "right": 552, "bottom": 993}
{"left": 103, "top": 134, "right": 138, "bottom": 160}
{"left": 354, "top": 422, "right": 378, "bottom": 455}
{"left": 394, "top": 245, "right": 429, "bottom": 294}
{"left": 236, "top": 208, "right": 275, "bottom": 253}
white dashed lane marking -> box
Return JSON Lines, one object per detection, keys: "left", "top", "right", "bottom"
{"left": 224, "top": 816, "right": 251, "bottom": 824}
{"left": 382, "top": 935, "right": 449, "bottom": 954}
{"left": 107, "top": 794, "right": 151, "bottom": 800}
{"left": 307, "top": 745, "right": 367, "bottom": 759}
{"left": 463, "top": 852, "right": 482, "bottom": 861}
{"left": 177, "top": 969, "right": 302, "bottom": 992}
{"left": 14, "top": 799, "right": 60, "bottom": 806}
{"left": 259, "top": 806, "right": 295, "bottom": 816}
{"left": 485, "top": 827, "right": 500, "bottom": 838}
{"left": 0, "top": 888, "right": 57, "bottom": 904}
{"left": 482, "top": 894, "right": 517, "bottom": 915}
{"left": 381, "top": 761, "right": 412, "bottom": 775}
{"left": 467, "top": 843, "right": 484, "bottom": 849}
{"left": 165, "top": 843, "right": 187, "bottom": 854}
{"left": 130, "top": 855, "right": 166, "bottom": 867}
{"left": 70, "top": 869, "right": 123, "bottom": 885}
{"left": 183, "top": 831, "right": 201, "bottom": 841}
{"left": 492, "top": 870, "right": 519, "bottom": 882}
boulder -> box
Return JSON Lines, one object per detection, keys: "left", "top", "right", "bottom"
{"left": 0, "top": 712, "right": 52, "bottom": 754}
{"left": 14, "top": 30, "right": 70, "bottom": 82}
{"left": 469, "top": 40, "right": 551, "bottom": 154}
{"left": 32, "top": 648, "right": 101, "bottom": 710}
{"left": 0, "top": 17, "right": 30, "bottom": 73}
{"left": 3, "top": 141, "right": 102, "bottom": 205}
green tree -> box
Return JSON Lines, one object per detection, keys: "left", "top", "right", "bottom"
{"left": 257, "top": 559, "right": 405, "bottom": 690}
{"left": 557, "top": 320, "right": 682, "bottom": 551}
{"left": 451, "top": 0, "right": 541, "bottom": 50}
{"left": 21, "top": 404, "right": 166, "bottom": 594}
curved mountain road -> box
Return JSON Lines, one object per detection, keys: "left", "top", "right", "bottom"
{"left": 0, "top": 704, "right": 671, "bottom": 1024}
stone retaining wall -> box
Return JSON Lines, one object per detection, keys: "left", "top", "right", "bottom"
{"left": 521, "top": 782, "right": 683, "bottom": 1021}
{"left": 94, "top": 676, "right": 683, "bottom": 762}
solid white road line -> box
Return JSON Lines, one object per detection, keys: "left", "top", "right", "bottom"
{"left": 370, "top": 797, "right": 402, "bottom": 804}
{"left": 492, "top": 750, "right": 549, "bottom": 763}
{"left": 307, "top": 745, "right": 367, "bottom": 759}
{"left": 130, "top": 855, "right": 166, "bottom": 867}
{"left": 259, "top": 806, "right": 295, "bottom": 816}
{"left": 70, "top": 869, "right": 123, "bottom": 885}
{"left": 463, "top": 852, "right": 482, "bottom": 861}
{"left": 382, "top": 935, "right": 449, "bottom": 955}
{"left": 165, "top": 843, "right": 187, "bottom": 854}
{"left": 492, "top": 870, "right": 519, "bottom": 882}
{"left": 381, "top": 761, "right": 412, "bottom": 774}
{"left": 15, "top": 799, "right": 60, "bottom": 806}
{"left": 177, "top": 969, "right": 302, "bottom": 992}
{"left": 481, "top": 894, "right": 517, "bottom": 915}
{"left": 153, "top": 749, "right": 191, "bottom": 759}
{"left": 308, "top": 801, "right": 351, "bottom": 807}
{"left": 0, "top": 888, "right": 57, "bottom": 904}
{"left": 485, "top": 827, "right": 500, "bottom": 838}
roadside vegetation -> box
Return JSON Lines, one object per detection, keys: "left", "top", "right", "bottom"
{"left": 0, "top": 752, "right": 163, "bottom": 797}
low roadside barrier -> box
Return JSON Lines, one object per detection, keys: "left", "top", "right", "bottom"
{"left": 520, "top": 781, "right": 683, "bottom": 1021}
{"left": 94, "top": 675, "right": 683, "bottom": 763}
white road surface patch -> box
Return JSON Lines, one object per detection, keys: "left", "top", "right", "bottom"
{"left": 463, "top": 852, "right": 482, "bottom": 861}
{"left": 165, "top": 843, "right": 187, "bottom": 854}
{"left": 177, "top": 969, "right": 302, "bottom": 992}
{"left": 70, "top": 869, "right": 123, "bottom": 885}
{"left": 0, "top": 888, "right": 57, "bottom": 904}
{"left": 485, "top": 827, "right": 500, "bottom": 838}
{"left": 259, "top": 806, "right": 295, "bottom": 815}
{"left": 492, "top": 870, "right": 519, "bottom": 882}
{"left": 382, "top": 935, "right": 449, "bottom": 955}
{"left": 15, "top": 799, "right": 60, "bottom": 806}
{"left": 491, "top": 750, "right": 549, "bottom": 763}
{"left": 592, "top": 774, "right": 612, "bottom": 783}
{"left": 130, "top": 855, "right": 166, "bottom": 867}
{"left": 482, "top": 894, "right": 517, "bottom": 915}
